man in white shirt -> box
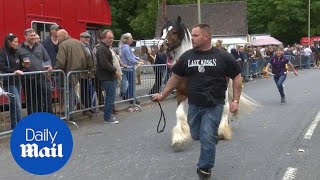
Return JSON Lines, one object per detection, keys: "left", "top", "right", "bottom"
{"left": 303, "top": 46, "right": 312, "bottom": 69}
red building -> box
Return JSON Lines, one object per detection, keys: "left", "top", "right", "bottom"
{"left": 300, "top": 36, "right": 320, "bottom": 46}
{"left": 0, "top": 0, "right": 112, "bottom": 45}
{"left": 0, "top": 0, "right": 111, "bottom": 108}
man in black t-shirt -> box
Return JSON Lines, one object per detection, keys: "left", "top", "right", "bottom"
{"left": 152, "top": 24, "right": 242, "bottom": 179}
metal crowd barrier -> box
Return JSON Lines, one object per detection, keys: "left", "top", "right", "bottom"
{"left": 64, "top": 65, "right": 169, "bottom": 122}
{"left": 0, "top": 70, "right": 66, "bottom": 137}
{"left": 242, "top": 54, "right": 316, "bottom": 81}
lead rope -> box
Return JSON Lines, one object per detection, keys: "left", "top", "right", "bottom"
{"left": 157, "top": 101, "right": 166, "bottom": 133}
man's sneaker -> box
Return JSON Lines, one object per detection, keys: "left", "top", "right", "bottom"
{"left": 197, "top": 168, "right": 211, "bottom": 180}
{"left": 104, "top": 117, "right": 119, "bottom": 124}
{"left": 281, "top": 97, "right": 286, "bottom": 103}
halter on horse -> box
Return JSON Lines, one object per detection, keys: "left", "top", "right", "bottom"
{"left": 158, "top": 17, "right": 258, "bottom": 152}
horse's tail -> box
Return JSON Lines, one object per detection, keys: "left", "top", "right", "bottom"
{"left": 227, "top": 80, "right": 259, "bottom": 119}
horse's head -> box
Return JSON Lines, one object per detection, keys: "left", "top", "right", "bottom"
{"left": 158, "top": 16, "right": 191, "bottom": 52}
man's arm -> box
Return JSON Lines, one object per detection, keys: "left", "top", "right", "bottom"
{"left": 229, "top": 73, "right": 242, "bottom": 113}
{"left": 232, "top": 73, "right": 242, "bottom": 102}
{"left": 152, "top": 73, "right": 183, "bottom": 101}
{"left": 55, "top": 44, "right": 66, "bottom": 70}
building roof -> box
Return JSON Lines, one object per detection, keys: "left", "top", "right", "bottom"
{"left": 155, "top": 1, "right": 248, "bottom": 37}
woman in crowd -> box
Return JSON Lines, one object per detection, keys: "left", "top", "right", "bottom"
{"left": 264, "top": 47, "right": 298, "bottom": 103}
{"left": 0, "top": 33, "right": 25, "bottom": 129}
{"left": 119, "top": 33, "right": 144, "bottom": 104}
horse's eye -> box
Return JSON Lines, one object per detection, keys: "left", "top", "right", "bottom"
{"left": 172, "top": 32, "right": 177, "bottom": 35}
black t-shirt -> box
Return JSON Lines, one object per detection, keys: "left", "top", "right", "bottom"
{"left": 172, "top": 47, "right": 241, "bottom": 106}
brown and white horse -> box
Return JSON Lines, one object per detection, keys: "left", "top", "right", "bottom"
{"left": 158, "top": 17, "right": 258, "bottom": 152}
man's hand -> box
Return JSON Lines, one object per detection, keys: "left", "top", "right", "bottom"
{"left": 14, "top": 70, "right": 24, "bottom": 75}
{"left": 46, "top": 65, "right": 53, "bottom": 72}
{"left": 152, "top": 93, "right": 163, "bottom": 102}
{"left": 140, "top": 59, "right": 146, "bottom": 63}
{"left": 115, "top": 70, "right": 121, "bottom": 77}
{"left": 229, "top": 101, "right": 239, "bottom": 113}
{"left": 138, "top": 61, "right": 145, "bottom": 65}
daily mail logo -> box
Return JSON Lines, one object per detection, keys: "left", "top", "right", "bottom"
{"left": 20, "top": 129, "right": 63, "bottom": 158}
{"left": 10, "top": 113, "right": 73, "bottom": 175}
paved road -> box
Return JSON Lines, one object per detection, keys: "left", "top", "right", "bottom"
{"left": 1, "top": 68, "right": 320, "bottom": 180}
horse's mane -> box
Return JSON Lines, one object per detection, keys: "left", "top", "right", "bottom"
{"left": 159, "top": 16, "right": 193, "bottom": 64}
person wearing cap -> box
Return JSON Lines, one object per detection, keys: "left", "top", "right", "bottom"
{"left": 42, "top": 24, "right": 62, "bottom": 115}
{"left": 42, "top": 24, "right": 61, "bottom": 67}
{"left": 79, "top": 31, "right": 95, "bottom": 118}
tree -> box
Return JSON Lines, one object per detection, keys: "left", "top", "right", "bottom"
{"left": 247, "top": 0, "right": 320, "bottom": 45}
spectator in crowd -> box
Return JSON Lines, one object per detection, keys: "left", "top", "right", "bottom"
{"left": 109, "top": 43, "right": 123, "bottom": 115}
{"left": 95, "top": 29, "right": 120, "bottom": 124}
{"left": 35, "top": 34, "right": 41, "bottom": 43}
{"left": 119, "top": 33, "right": 144, "bottom": 104}
{"left": 264, "top": 47, "right": 298, "bottom": 103}
{"left": 92, "top": 43, "right": 105, "bottom": 109}
{"left": 303, "top": 45, "right": 312, "bottom": 69}
{"left": 0, "top": 33, "right": 24, "bottom": 129}
{"left": 312, "top": 44, "right": 320, "bottom": 68}
{"left": 149, "top": 44, "right": 167, "bottom": 94}
{"left": 42, "top": 24, "right": 61, "bottom": 67}
{"left": 231, "top": 46, "right": 243, "bottom": 71}
{"left": 214, "top": 39, "right": 223, "bottom": 49}
{"left": 239, "top": 46, "right": 250, "bottom": 82}
{"left": 42, "top": 24, "right": 62, "bottom": 114}
{"left": 17, "top": 28, "right": 53, "bottom": 114}
{"left": 79, "top": 31, "right": 95, "bottom": 118}
{"left": 138, "top": 46, "right": 155, "bottom": 85}
{"left": 55, "top": 29, "right": 93, "bottom": 117}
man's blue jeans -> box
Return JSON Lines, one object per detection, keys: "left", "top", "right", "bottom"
{"left": 100, "top": 79, "right": 117, "bottom": 120}
{"left": 7, "top": 85, "right": 22, "bottom": 129}
{"left": 305, "top": 55, "right": 311, "bottom": 69}
{"left": 187, "top": 103, "right": 224, "bottom": 169}
{"left": 274, "top": 74, "right": 287, "bottom": 97}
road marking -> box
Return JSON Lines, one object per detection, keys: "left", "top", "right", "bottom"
{"left": 304, "top": 111, "right": 320, "bottom": 139}
{"left": 283, "top": 167, "right": 297, "bottom": 180}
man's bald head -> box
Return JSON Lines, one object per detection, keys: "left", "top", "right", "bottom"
{"left": 57, "top": 29, "right": 69, "bottom": 43}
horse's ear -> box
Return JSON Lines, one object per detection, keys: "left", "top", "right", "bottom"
{"left": 177, "top": 16, "right": 182, "bottom": 23}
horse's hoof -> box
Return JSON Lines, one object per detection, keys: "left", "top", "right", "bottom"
{"left": 218, "top": 134, "right": 225, "bottom": 140}
{"left": 172, "top": 142, "right": 184, "bottom": 152}
{"left": 218, "top": 132, "right": 232, "bottom": 140}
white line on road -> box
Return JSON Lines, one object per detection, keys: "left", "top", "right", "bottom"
{"left": 304, "top": 111, "right": 320, "bottom": 140}
{"left": 283, "top": 167, "right": 297, "bottom": 180}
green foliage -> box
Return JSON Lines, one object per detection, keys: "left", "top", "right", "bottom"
{"left": 248, "top": 0, "right": 319, "bottom": 44}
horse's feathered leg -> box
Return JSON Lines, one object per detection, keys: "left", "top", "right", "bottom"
{"left": 218, "top": 86, "right": 232, "bottom": 140}
{"left": 172, "top": 98, "right": 191, "bottom": 152}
